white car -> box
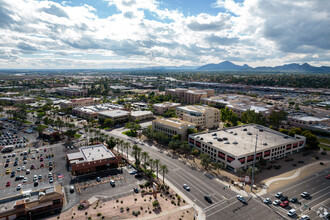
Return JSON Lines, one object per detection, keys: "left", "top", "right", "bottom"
{"left": 49, "top": 178, "right": 53, "bottom": 183}
{"left": 236, "top": 195, "right": 246, "bottom": 204}
{"left": 33, "top": 175, "right": 37, "bottom": 180}
{"left": 23, "top": 177, "right": 27, "bottom": 183}
{"left": 300, "top": 215, "right": 310, "bottom": 220}
{"left": 48, "top": 172, "right": 52, "bottom": 178}
{"left": 273, "top": 199, "right": 281, "bottom": 206}
{"left": 22, "top": 166, "right": 26, "bottom": 171}
{"left": 17, "top": 184, "right": 22, "bottom": 190}
{"left": 287, "top": 209, "right": 296, "bottom": 217}
{"left": 26, "top": 169, "right": 30, "bottom": 174}
{"left": 263, "top": 198, "right": 271, "bottom": 204}
{"left": 17, "top": 167, "right": 21, "bottom": 172}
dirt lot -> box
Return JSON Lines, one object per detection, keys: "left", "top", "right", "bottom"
{"left": 48, "top": 188, "right": 195, "bottom": 220}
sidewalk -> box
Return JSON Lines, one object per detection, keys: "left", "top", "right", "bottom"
{"left": 128, "top": 205, "right": 192, "bottom": 220}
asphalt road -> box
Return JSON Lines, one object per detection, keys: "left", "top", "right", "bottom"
{"left": 103, "top": 129, "right": 289, "bottom": 220}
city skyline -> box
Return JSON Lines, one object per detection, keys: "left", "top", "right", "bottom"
{"left": 0, "top": 0, "right": 329, "bottom": 69}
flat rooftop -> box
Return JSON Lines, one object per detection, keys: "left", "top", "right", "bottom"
{"left": 131, "top": 111, "right": 153, "bottom": 116}
{"left": 99, "top": 110, "right": 130, "bottom": 118}
{"left": 153, "top": 102, "right": 181, "bottom": 107}
{"left": 74, "top": 104, "right": 124, "bottom": 113}
{"left": 190, "top": 124, "right": 301, "bottom": 156}
{"left": 291, "top": 116, "right": 329, "bottom": 122}
{"left": 68, "top": 144, "right": 116, "bottom": 163}
{"left": 154, "top": 117, "right": 195, "bottom": 129}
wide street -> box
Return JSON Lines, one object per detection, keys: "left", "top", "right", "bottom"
{"left": 103, "top": 128, "right": 290, "bottom": 220}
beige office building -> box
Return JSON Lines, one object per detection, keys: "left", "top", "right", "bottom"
{"left": 153, "top": 102, "right": 181, "bottom": 115}
{"left": 176, "top": 105, "right": 221, "bottom": 129}
{"left": 130, "top": 111, "right": 154, "bottom": 121}
{"left": 165, "top": 88, "right": 214, "bottom": 104}
{"left": 152, "top": 117, "right": 196, "bottom": 141}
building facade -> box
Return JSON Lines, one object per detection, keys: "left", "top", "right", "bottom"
{"left": 188, "top": 124, "right": 306, "bottom": 172}
{"left": 67, "top": 144, "right": 121, "bottom": 175}
{"left": 153, "top": 102, "right": 181, "bottom": 115}
{"left": 98, "top": 110, "right": 130, "bottom": 124}
{"left": 288, "top": 115, "right": 330, "bottom": 132}
{"left": 130, "top": 111, "right": 154, "bottom": 121}
{"left": 56, "top": 87, "right": 88, "bottom": 97}
{"left": 60, "top": 98, "right": 97, "bottom": 108}
{"left": 152, "top": 117, "right": 196, "bottom": 141}
{"left": 176, "top": 105, "right": 221, "bottom": 129}
{"left": 165, "top": 88, "right": 214, "bottom": 104}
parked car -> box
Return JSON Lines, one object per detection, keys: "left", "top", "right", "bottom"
{"left": 110, "top": 180, "right": 115, "bottom": 187}
{"left": 70, "top": 185, "right": 74, "bottom": 193}
{"left": 17, "top": 184, "right": 22, "bottom": 190}
{"left": 273, "top": 200, "right": 281, "bottom": 206}
{"left": 287, "top": 209, "right": 296, "bottom": 217}
{"left": 290, "top": 197, "right": 298, "bottom": 203}
{"left": 96, "top": 177, "right": 101, "bottom": 182}
{"left": 6, "top": 181, "right": 11, "bottom": 187}
{"left": 275, "top": 192, "right": 283, "bottom": 198}
{"left": 280, "top": 201, "right": 289, "bottom": 208}
{"left": 300, "top": 215, "right": 310, "bottom": 220}
{"left": 263, "top": 198, "right": 271, "bottom": 204}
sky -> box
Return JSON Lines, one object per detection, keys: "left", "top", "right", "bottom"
{"left": 0, "top": 0, "right": 329, "bottom": 69}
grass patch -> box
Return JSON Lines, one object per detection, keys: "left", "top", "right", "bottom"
{"left": 122, "top": 130, "right": 136, "bottom": 137}
{"left": 74, "top": 134, "right": 82, "bottom": 139}
{"left": 318, "top": 137, "right": 330, "bottom": 145}
{"left": 319, "top": 144, "right": 330, "bottom": 151}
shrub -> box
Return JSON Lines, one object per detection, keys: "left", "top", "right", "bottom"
{"left": 126, "top": 207, "right": 130, "bottom": 212}
{"left": 120, "top": 200, "right": 123, "bottom": 204}
{"left": 152, "top": 200, "right": 160, "bottom": 208}
{"left": 149, "top": 211, "right": 152, "bottom": 214}
{"left": 85, "top": 212, "right": 88, "bottom": 215}
{"left": 183, "top": 200, "right": 186, "bottom": 203}
{"left": 88, "top": 217, "right": 92, "bottom": 220}
{"left": 97, "top": 213, "right": 101, "bottom": 217}
{"left": 102, "top": 217, "right": 104, "bottom": 219}
{"left": 134, "top": 198, "right": 137, "bottom": 201}
{"left": 71, "top": 217, "right": 73, "bottom": 219}
{"left": 116, "top": 199, "right": 119, "bottom": 203}
{"left": 120, "top": 207, "right": 124, "bottom": 213}
{"left": 140, "top": 206, "right": 143, "bottom": 210}
{"left": 145, "top": 182, "right": 150, "bottom": 187}
{"left": 141, "top": 190, "right": 145, "bottom": 193}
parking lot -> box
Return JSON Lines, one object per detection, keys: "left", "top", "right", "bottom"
{"left": 0, "top": 147, "right": 57, "bottom": 197}
{"left": 73, "top": 165, "right": 146, "bottom": 200}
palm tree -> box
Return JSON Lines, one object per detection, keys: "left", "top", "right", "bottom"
{"left": 154, "top": 159, "right": 160, "bottom": 180}
{"left": 141, "top": 151, "right": 149, "bottom": 166}
{"left": 149, "top": 158, "right": 154, "bottom": 172}
{"left": 131, "top": 145, "right": 142, "bottom": 164}
{"left": 115, "top": 138, "right": 120, "bottom": 153}
{"left": 119, "top": 139, "right": 124, "bottom": 154}
{"left": 160, "top": 164, "right": 169, "bottom": 184}
{"left": 124, "top": 142, "right": 131, "bottom": 160}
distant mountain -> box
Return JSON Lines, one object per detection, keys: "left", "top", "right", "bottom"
{"left": 197, "top": 61, "right": 330, "bottom": 73}
{"left": 198, "top": 61, "right": 252, "bottom": 71}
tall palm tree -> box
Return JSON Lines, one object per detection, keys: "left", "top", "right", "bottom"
{"left": 160, "top": 164, "right": 169, "bottom": 184}
{"left": 124, "top": 142, "right": 131, "bottom": 160}
{"left": 119, "top": 139, "right": 124, "bottom": 154}
{"left": 141, "top": 151, "right": 149, "bottom": 166}
{"left": 154, "top": 159, "right": 160, "bottom": 180}
{"left": 149, "top": 158, "right": 154, "bottom": 172}
{"left": 131, "top": 145, "right": 142, "bottom": 164}
{"left": 115, "top": 138, "right": 120, "bottom": 153}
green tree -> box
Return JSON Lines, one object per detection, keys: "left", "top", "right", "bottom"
{"left": 125, "top": 122, "right": 141, "bottom": 137}
{"left": 200, "top": 154, "right": 212, "bottom": 170}
{"left": 163, "top": 108, "right": 176, "bottom": 118}
{"left": 154, "top": 159, "right": 160, "bottom": 180}
{"left": 221, "top": 107, "right": 238, "bottom": 126}
{"left": 241, "top": 110, "right": 266, "bottom": 125}
{"left": 268, "top": 110, "right": 287, "bottom": 129}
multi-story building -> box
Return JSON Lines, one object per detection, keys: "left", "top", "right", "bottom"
{"left": 188, "top": 124, "right": 306, "bottom": 172}
{"left": 165, "top": 88, "right": 214, "bottom": 104}
{"left": 72, "top": 104, "right": 124, "bottom": 120}
{"left": 202, "top": 95, "right": 274, "bottom": 117}
{"left": 98, "top": 110, "right": 130, "bottom": 124}
{"left": 153, "top": 102, "right": 181, "bottom": 115}
{"left": 0, "top": 97, "right": 35, "bottom": 104}
{"left": 60, "top": 98, "right": 97, "bottom": 108}
{"left": 176, "top": 105, "right": 221, "bottom": 129}
{"left": 288, "top": 115, "right": 330, "bottom": 132}
{"left": 0, "top": 185, "right": 64, "bottom": 219}
{"left": 56, "top": 87, "right": 88, "bottom": 97}
{"left": 152, "top": 117, "right": 196, "bottom": 141}
{"left": 67, "top": 144, "right": 121, "bottom": 175}
{"left": 130, "top": 111, "right": 154, "bottom": 121}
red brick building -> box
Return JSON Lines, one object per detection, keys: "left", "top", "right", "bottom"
{"left": 67, "top": 144, "right": 121, "bottom": 175}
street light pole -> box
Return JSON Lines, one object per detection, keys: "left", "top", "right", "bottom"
{"left": 251, "top": 134, "right": 258, "bottom": 193}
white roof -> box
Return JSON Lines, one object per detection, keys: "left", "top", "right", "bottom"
{"left": 99, "top": 110, "right": 130, "bottom": 118}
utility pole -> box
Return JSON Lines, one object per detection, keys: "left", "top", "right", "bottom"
{"left": 251, "top": 134, "right": 258, "bottom": 193}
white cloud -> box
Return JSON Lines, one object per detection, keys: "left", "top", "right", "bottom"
{"left": 0, "top": 0, "right": 328, "bottom": 68}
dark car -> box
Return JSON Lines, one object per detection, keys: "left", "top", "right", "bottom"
{"left": 290, "top": 197, "right": 298, "bottom": 203}
{"left": 96, "top": 177, "right": 101, "bottom": 182}
{"left": 204, "top": 195, "right": 212, "bottom": 203}
{"left": 110, "top": 180, "right": 115, "bottom": 187}
{"left": 133, "top": 187, "right": 139, "bottom": 193}
{"left": 281, "top": 196, "right": 288, "bottom": 201}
